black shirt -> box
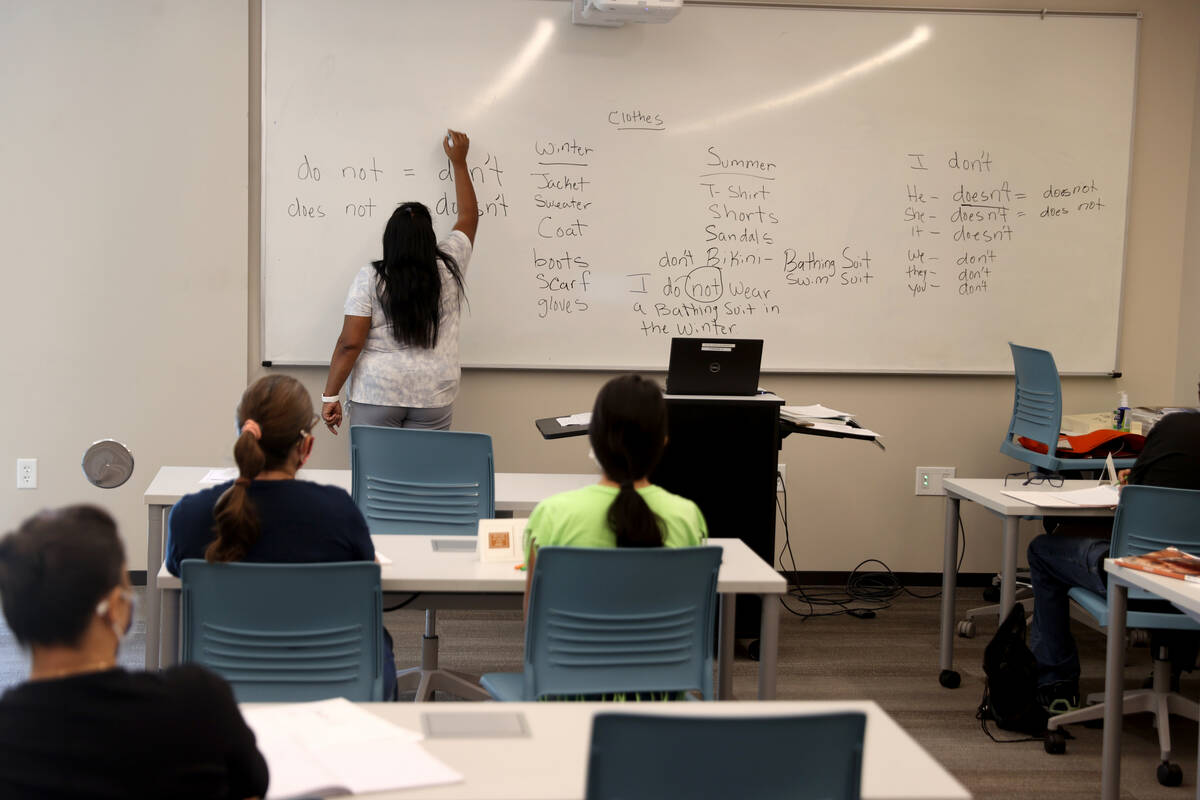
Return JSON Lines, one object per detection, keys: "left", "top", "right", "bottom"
{"left": 0, "top": 666, "right": 268, "bottom": 800}
{"left": 1129, "top": 410, "right": 1200, "bottom": 488}
{"left": 166, "top": 479, "right": 374, "bottom": 575}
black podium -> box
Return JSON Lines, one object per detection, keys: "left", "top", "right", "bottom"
{"left": 653, "top": 394, "right": 783, "bottom": 639}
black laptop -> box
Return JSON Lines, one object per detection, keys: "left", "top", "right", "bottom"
{"left": 665, "top": 338, "right": 763, "bottom": 396}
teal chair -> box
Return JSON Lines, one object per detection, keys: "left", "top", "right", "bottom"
{"left": 481, "top": 547, "right": 722, "bottom": 701}
{"left": 1001, "top": 342, "right": 1137, "bottom": 475}
{"left": 350, "top": 426, "right": 494, "bottom": 535}
{"left": 1045, "top": 486, "right": 1200, "bottom": 786}
{"left": 180, "top": 560, "right": 384, "bottom": 702}
{"left": 350, "top": 425, "right": 495, "bottom": 700}
{"left": 586, "top": 711, "right": 866, "bottom": 800}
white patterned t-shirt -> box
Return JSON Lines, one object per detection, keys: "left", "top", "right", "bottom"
{"left": 343, "top": 230, "right": 472, "bottom": 408}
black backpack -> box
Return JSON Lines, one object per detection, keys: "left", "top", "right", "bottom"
{"left": 977, "top": 602, "right": 1048, "bottom": 739}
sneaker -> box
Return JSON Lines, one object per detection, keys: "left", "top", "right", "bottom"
{"left": 1037, "top": 681, "right": 1080, "bottom": 715}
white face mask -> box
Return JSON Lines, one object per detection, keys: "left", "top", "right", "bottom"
{"left": 95, "top": 589, "right": 135, "bottom": 644}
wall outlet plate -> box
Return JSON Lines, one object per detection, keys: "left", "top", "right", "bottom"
{"left": 776, "top": 463, "right": 786, "bottom": 492}
{"left": 17, "top": 458, "right": 37, "bottom": 489}
{"left": 915, "top": 465, "right": 955, "bottom": 496}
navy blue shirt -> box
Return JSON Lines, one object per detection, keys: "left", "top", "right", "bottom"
{"left": 166, "top": 479, "right": 373, "bottom": 575}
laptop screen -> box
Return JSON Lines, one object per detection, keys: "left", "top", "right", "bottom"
{"left": 665, "top": 338, "right": 763, "bottom": 396}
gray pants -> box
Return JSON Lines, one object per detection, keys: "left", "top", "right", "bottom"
{"left": 350, "top": 401, "right": 454, "bottom": 430}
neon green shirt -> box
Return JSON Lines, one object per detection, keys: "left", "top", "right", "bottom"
{"left": 523, "top": 483, "right": 707, "bottom": 561}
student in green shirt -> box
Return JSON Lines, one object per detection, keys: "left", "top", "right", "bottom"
{"left": 522, "top": 374, "right": 708, "bottom": 611}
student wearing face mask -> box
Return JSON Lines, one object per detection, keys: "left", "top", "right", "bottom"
{"left": 0, "top": 505, "right": 269, "bottom": 800}
{"left": 166, "top": 374, "right": 396, "bottom": 698}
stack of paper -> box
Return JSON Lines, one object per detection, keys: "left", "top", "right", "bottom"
{"left": 780, "top": 404, "right": 854, "bottom": 425}
{"left": 242, "top": 698, "right": 461, "bottom": 800}
{"left": 1001, "top": 485, "right": 1121, "bottom": 508}
{"left": 554, "top": 411, "right": 592, "bottom": 427}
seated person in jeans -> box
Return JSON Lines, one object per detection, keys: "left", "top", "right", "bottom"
{"left": 1029, "top": 387, "right": 1200, "bottom": 713}
{"left": 0, "top": 505, "right": 268, "bottom": 800}
{"left": 167, "top": 374, "right": 396, "bottom": 699}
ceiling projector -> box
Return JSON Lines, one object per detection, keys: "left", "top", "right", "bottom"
{"left": 572, "top": 0, "right": 683, "bottom": 27}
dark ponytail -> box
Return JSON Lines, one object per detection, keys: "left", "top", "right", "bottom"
{"left": 208, "top": 375, "right": 314, "bottom": 563}
{"left": 589, "top": 374, "right": 668, "bottom": 548}
{"left": 373, "top": 202, "right": 466, "bottom": 350}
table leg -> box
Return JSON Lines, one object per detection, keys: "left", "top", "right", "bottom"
{"left": 1000, "top": 516, "right": 1019, "bottom": 619}
{"left": 938, "top": 497, "right": 960, "bottom": 687}
{"left": 717, "top": 593, "right": 735, "bottom": 700}
{"left": 1101, "top": 581, "right": 1126, "bottom": 800}
{"left": 161, "top": 587, "right": 180, "bottom": 668}
{"left": 145, "top": 504, "right": 165, "bottom": 670}
{"left": 757, "top": 593, "right": 778, "bottom": 700}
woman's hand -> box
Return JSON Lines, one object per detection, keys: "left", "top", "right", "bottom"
{"left": 443, "top": 129, "right": 470, "bottom": 163}
{"left": 322, "top": 400, "right": 343, "bottom": 435}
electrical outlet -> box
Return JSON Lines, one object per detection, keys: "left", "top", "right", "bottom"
{"left": 776, "top": 463, "right": 786, "bottom": 492}
{"left": 16, "top": 458, "right": 37, "bottom": 489}
{"left": 915, "top": 466, "right": 955, "bottom": 496}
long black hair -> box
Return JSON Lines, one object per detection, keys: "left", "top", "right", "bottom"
{"left": 589, "top": 374, "right": 668, "bottom": 548}
{"left": 373, "top": 202, "right": 466, "bottom": 349}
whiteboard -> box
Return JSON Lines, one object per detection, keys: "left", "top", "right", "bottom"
{"left": 261, "top": 0, "right": 1138, "bottom": 373}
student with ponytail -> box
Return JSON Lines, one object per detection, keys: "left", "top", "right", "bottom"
{"left": 522, "top": 374, "right": 707, "bottom": 604}
{"left": 0, "top": 505, "right": 267, "bottom": 799}
{"left": 166, "top": 374, "right": 396, "bottom": 698}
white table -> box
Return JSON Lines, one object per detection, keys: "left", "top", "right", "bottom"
{"left": 243, "top": 700, "right": 971, "bottom": 800}
{"left": 159, "top": 534, "right": 786, "bottom": 700}
{"left": 1100, "top": 561, "right": 1200, "bottom": 800}
{"left": 938, "top": 479, "right": 1116, "bottom": 689}
{"left": 142, "top": 467, "right": 598, "bottom": 671}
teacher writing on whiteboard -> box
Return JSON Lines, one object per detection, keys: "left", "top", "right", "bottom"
{"left": 321, "top": 130, "right": 478, "bottom": 433}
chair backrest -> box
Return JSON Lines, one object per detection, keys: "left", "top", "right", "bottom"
{"left": 349, "top": 426, "right": 494, "bottom": 535}
{"left": 524, "top": 546, "right": 721, "bottom": 700}
{"left": 1111, "top": 485, "right": 1200, "bottom": 557}
{"left": 1001, "top": 342, "right": 1064, "bottom": 464}
{"left": 180, "top": 560, "right": 383, "bottom": 702}
{"left": 585, "top": 711, "right": 866, "bottom": 800}
{"left": 1111, "top": 485, "right": 1200, "bottom": 600}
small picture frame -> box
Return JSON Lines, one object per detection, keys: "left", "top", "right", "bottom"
{"left": 477, "top": 518, "right": 526, "bottom": 562}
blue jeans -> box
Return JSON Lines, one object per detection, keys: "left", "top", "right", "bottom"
{"left": 1027, "top": 532, "right": 1110, "bottom": 687}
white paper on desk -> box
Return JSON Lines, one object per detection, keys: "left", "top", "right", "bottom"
{"left": 244, "top": 699, "right": 460, "bottom": 800}
{"left": 199, "top": 467, "right": 238, "bottom": 484}
{"left": 807, "top": 421, "right": 879, "bottom": 438}
{"left": 555, "top": 411, "right": 592, "bottom": 427}
{"left": 781, "top": 404, "right": 854, "bottom": 420}
{"left": 374, "top": 551, "right": 392, "bottom": 565}
{"left": 1002, "top": 485, "right": 1120, "bottom": 508}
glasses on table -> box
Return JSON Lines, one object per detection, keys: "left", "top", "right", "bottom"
{"left": 1003, "top": 470, "right": 1064, "bottom": 488}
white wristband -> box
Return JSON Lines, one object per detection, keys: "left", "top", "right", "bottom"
{"left": 321, "top": 395, "right": 340, "bottom": 403}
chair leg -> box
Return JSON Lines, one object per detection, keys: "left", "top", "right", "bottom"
{"left": 1051, "top": 643, "right": 1198, "bottom": 771}
{"left": 1048, "top": 689, "right": 1157, "bottom": 729}
{"left": 393, "top": 609, "right": 491, "bottom": 702}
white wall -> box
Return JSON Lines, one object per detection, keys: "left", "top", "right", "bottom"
{"left": 2, "top": 0, "right": 1199, "bottom": 577}
{"left": 0, "top": 1, "right": 248, "bottom": 571}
